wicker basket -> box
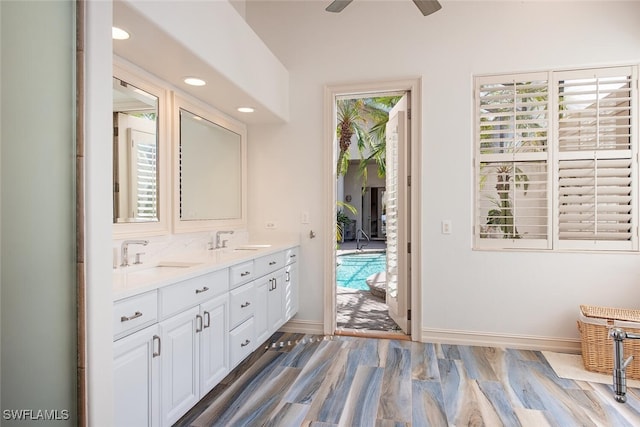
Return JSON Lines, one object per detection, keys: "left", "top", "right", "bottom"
{"left": 577, "top": 304, "right": 640, "bottom": 380}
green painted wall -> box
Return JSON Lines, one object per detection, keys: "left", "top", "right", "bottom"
{"left": 1, "top": 1, "right": 77, "bottom": 425}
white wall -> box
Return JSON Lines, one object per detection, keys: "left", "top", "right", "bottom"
{"left": 245, "top": 1, "right": 640, "bottom": 345}
{"left": 85, "top": 1, "right": 115, "bottom": 424}
{"left": 1, "top": 0, "right": 76, "bottom": 423}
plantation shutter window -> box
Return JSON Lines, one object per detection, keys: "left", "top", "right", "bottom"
{"left": 129, "top": 129, "right": 158, "bottom": 220}
{"left": 475, "top": 73, "right": 551, "bottom": 249}
{"left": 554, "top": 67, "right": 637, "bottom": 251}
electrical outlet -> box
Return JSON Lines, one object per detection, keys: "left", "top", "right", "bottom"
{"left": 265, "top": 221, "right": 278, "bottom": 229}
{"left": 441, "top": 220, "right": 452, "bottom": 234}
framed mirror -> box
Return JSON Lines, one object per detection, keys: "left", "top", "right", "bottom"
{"left": 113, "top": 62, "right": 169, "bottom": 238}
{"left": 172, "top": 93, "right": 247, "bottom": 232}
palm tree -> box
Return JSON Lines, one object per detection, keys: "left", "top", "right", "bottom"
{"left": 356, "top": 96, "right": 401, "bottom": 183}
{"left": 336, "top": 96, "right": 401, "bottom": 178}
{"left": 336, "top": 99, "right": 369, "bottom": 176}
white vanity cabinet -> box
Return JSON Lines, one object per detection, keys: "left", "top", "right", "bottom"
{"left": 114, "top": 323, "right": 161, "bottom": 427}
{"left": 113, "top": 244, "right": 300, "bottom": 426}
{"left": 158, "top": 270, "right": 230, "bottom": 427}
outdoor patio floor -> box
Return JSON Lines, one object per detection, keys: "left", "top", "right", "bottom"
{"left": 335, "top": 238, "right": 405, "bottom": 336}
{"left": 336, "top": 286, "right": 403, "bottom": 333}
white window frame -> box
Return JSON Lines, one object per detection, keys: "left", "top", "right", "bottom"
{"left": 474, "top": 65, "right": 639, "bottom": 252}
{"left": 474, "top": 72, "right": 553, "bottom": 250}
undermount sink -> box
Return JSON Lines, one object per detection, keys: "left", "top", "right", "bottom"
{"left": 155, "top": 261, "right": 201, "bottom": 268}
{"left": 123, "top": 261, "right": 201, "bottom": 277}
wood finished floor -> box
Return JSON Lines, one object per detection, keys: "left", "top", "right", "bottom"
{"left": 174, "top": 332, "right": 640, "bottom": 426}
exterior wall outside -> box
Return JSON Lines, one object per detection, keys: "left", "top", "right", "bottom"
{"left": 342, "top": 162, "right": 385, "bottom": 236}
{"left": 0, "top": 0, "right": 77, "bottom": 423}
{"left": 245, "top": 1, "right": 640, "bottom": 343}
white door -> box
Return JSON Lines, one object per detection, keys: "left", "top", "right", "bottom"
{"left": 160, "top": 306, "right": 199, "bottom": 427}
{"left": 254, "top": 276, "right": 270, "bottom": 344}
{"left": 113, "top": 324, "right": 160, "bottom": 427}
{"left": 268, "top": 269, "right": 285, "bottom": 331}
{"left": 199, "top": 294, "right": 229, "bottom": 395}
{"left": 284, "top": 261, "right": 299, "bottom": 320}
{"left": 385, "top": 94, "right": 411, "bottom": 334}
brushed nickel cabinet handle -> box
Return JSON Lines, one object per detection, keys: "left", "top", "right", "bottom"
{"left": 152, "top": 335, "right": 161, "bottom": 358}
{"left": 286, "top": 271, "right": 290, "bottom": 281}
{"left": 204, "top": 311, "right": 210, "bottom": 329}
{"left": 195, "top": 286, "right": 209, "bottom": 294}
{"left": 241, "top": 302, "right": 251, "bottom": 308}
{"left": 269, "top": 261, "right": 276, "bottom": 266}
{"left": 240, "top": 271, "right": 251, "bottom": 277}
{"left": 240, "top": 339, "right": 251, "bottom": 347}
{"left": 120, "top": 311, "right": 142, "bottom": 322}
{"left": 196, "top": 314, "right": 203, "bottom": 333}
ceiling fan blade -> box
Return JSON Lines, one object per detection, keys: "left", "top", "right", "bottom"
{"left": 326, "top": 0, "right": 353, "bottom": 13}
{"left": 412, "top": 0, "right": 442, "bottom": 16}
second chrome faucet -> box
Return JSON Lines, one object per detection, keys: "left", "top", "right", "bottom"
{"left": 212, "top": 230, "right": 234, "bottom": 250}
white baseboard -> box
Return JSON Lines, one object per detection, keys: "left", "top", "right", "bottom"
{"left": 279, "top": 319, "right": 324, "bottom": 335}
{"left": 421, "top": 327, "right": 581, "bottom": 354}
{"left": 280, "top": 322, "right": 581, "bottom": 353}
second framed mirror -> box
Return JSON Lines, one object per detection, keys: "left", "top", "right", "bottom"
{"left": 172, "top": 93, "right": 247, "bottom": 233}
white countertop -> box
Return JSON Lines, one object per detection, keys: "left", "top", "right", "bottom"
{"left": 113, "top": 242, "right": 298, "bottom": 301}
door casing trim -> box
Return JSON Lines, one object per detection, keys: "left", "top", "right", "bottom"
{"left": 323, "top": 77, "right": 422, "bottom": 341}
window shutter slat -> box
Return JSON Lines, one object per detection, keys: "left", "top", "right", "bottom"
{"left": 558, "top": 158, "right": 632, "bottom": 242}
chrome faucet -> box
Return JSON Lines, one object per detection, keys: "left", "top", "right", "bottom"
{"left": 215, "top": 230, "right": 234, "bottom": 249}
{"left": 120, "top": 239, "right": 149, "bottom": 267}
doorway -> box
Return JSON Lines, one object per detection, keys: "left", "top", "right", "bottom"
{"left": 362, "top": 187, "right": 385, "bottom": 240}
{"left": 323, "top": 79, "right": 422, "bottom": 341}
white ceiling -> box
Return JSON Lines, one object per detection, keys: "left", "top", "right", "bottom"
{"left": 113, "top": 1, "right": 288, "bottom": 125}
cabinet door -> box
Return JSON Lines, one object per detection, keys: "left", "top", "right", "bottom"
{"left": 160, "top": 306, "right": 200, "bottom": 427}
{"left": 284, "top": 261, "right": 298, "bottom": 321}
{"left": 254, "top": 276, "right": 269, "bottom": 344}
{"left": 114, "top": 324, "right": 160, "bottom": 427}
{"left": 268, "top": 269, "right": 285, "bottom": 332}
{"left": 200, "top": 293, "right": 229, "bottom": 395}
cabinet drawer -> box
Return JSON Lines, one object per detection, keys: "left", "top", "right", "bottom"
{"left": 254, "top": 251, "right": 286, "bottom": 278}
{"left": 285, "top": 247, "right": 299, "bottom": 266}
{"left": 229, "top": 317, "right": 255, "bottom": 368}
{"left": 159, "top": 269, "right": 229, "bottom": 319}
{"left": 229, "top": 281, "right": 255, "bottom": 329}
{"left": 113, "top": 291, "right": 158, "bottom": 339}
{"left": 229, "top": 261, "right": 254, "bottom": 289}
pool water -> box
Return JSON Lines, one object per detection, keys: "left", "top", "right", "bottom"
{"left": 336, "top": 252, "right": 386, "bottom": 290}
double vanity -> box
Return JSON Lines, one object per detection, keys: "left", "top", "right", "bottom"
{"left": 113, "top": 243, "right": 299, "bottom": 427}
{"left": 109, "top": 16, "right": 292, "bottom": 425}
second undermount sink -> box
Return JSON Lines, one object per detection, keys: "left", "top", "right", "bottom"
{"left": 234, "top": 244, "right": 272, "bottom": 251}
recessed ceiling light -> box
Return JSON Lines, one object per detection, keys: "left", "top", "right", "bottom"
{"left": 112, "top": 27, "right": 130, "bottom": 40}
{"left": 184, "top": 77, "right": 206, "bottom": 87}
{"left": 237, "top": 107, "right": 255, "bottom": 113}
